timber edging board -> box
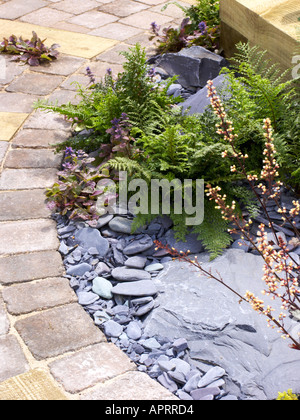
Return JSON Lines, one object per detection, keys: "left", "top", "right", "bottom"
{"left": 220, "top": 0, "right": 300, "bottom": 71}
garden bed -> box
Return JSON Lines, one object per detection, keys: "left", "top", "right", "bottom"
{"left": 29, "top": 0, "right": 300, "bottom": 401}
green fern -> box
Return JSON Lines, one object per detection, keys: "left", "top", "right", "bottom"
{"left": 193, "top": 199, "right": 232, "bottom": 260}
{"left": 225, "top": 42, "right": 296, "bottom": 131}
{"left": 103, "top": 156, "right": 152, "bottom": 180}
{"left": 230, "top": 43, "right": 291, "bottom": 84}
{"left": 125, "top": 98, "right": 167, "bottom": 136}
{"left": 219, "top": 42, "right": 299, "bottom": 189}
{"left": 230, "top": 185, "right": 260, "bottom": 219}
{"left": 138, "top": 124, "right": 194, "bottom": 178}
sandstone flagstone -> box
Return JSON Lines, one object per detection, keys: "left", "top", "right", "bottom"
{"left": 0, "top": 369, "right": 68, "bottom": 401}
{"left": 0, "top": 112, "right": 29, "bottom": 141}
{"left": 0, "top": 19, "right": 118, "bottom": 58}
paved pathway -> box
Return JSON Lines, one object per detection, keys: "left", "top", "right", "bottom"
{"left": 0, "top": 0, "right": 193, "bottom": 400}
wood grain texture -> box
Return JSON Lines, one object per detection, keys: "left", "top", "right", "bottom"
{"left": 220, "top": 0, "right": 299, "bottom": 70}
{"left": 0, "top": 369, "right": 68, "bottom": 400}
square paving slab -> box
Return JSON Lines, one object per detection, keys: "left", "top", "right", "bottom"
{"left": 15, "top": 303, "right": 104, "bottom": 360}
{"left": 0, "top": 112, "right": 29, "bottom": 141}
{"left": 0, "top": 19, "right": 118, "bottom": 58}
{"left": 0, "top": 369, "right": 68, "bottom": 400}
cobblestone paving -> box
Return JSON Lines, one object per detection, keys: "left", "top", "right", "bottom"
{"left": 0, "top": 0, "right": 194, "bottom": 400}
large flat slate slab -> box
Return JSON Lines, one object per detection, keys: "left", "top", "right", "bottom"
{"left": 144, "top": 249, "right": 300, "bottom": 400}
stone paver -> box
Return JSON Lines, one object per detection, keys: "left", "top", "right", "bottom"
{"left": 0, "top": 189, "right": 51, "bottom": 221}
{"left": 89, "top": 22, "right": 143, "bottom": 41}
{"left": 0, "top": 142, "right": 8, "bottom": 166}
{"left": 20, "top": 7, "right": 73, "bottom": 26}
{"left": 150, "top": 1, "right": 191, "bottom": 18}
{"left": 12, "top": 129, "right": 68, "bottom": 148}
{"left": 30, "top": 55, "right": 87, "bottom": 76}
{"left": 51, "top": 0, "right": 101, "bottom": 15}
{"left": 0, "top": 250, "right": 64, "bottom": 284}
{"left": 0, "top": 55, "right": 26, "bottom": 86}
{"left": 15, "top": 303, "right": 105, "bottom": 360}
{"left": 6, "top": 73, "right": 64, "bottom": 96}
{"left": 118, "top": 10, "right": 172, "bottom": 29}
{"left": 0, "top": 0, "right": 183, "bottom": 400}
{"left": 67, "top": 10, "right": 118, "bottom": 29}
{"left": 0, "top": 219, "right": 59, "bottom": 255}
{"left": 0, "top": 168, "right": 58, "bottom": 190}
{"left": 60, "top": 73, "right": 97, "bottom": 90}
{"left": 98, "top": 0, "right": 149, "bottom": 18}
{"left": 4, "top": 149, "right": 63, "bottom": 169}
{"left": 96, "top": 43, "right": 132, "bottom": 64}
{"left": 0, "top": 0, "right": 47, "bottom": 20}
{"left": 0, "top": 294, "right": 10, "bottom": 336}
{"left": 47, "top": 88, "right": 81, "bottom": 106}
{"left": 49, "top": 342, "right": 135, "bottom": 393}
{"left": 2, "top": 277, "right": 77, "bottom": 315}
{"left": 0, "top": 335, "right": 29, "bottom": 382}
{"left": 0, "top": 93, "right": 37, "bottom": 113}
{"left": 80, "top": 371, "right": 179, "bottom": 400}
{"left": 23, "top": 110, "right": 71, "bottom": 131}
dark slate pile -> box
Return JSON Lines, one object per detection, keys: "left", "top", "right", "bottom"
{"left": 148, "top": 45, "right": 228, "bottom": 103}
{"left": 55, "top": 212, "right": 236, "bottom": 400}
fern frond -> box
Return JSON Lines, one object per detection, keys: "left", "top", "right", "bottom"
{"left": 230, "top": 185, "right": 260, "bottom": 219}
{"left": 231, "top": 42, "right": 291, "bottom": 84}
{"left": 193, "top": 199, "right": 232, "bottom": 260}
{"left": 103, "top": 157, "right": 152, "bottom": 180}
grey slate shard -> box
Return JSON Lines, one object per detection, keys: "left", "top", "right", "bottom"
{"left": 111, "top": 267, "right": 151, "bottom": 282}
{"left": 111, "top": 280, "right": 158, "bottom": 297}
{"left": 157, "top": 46, "right": 227, "bottom": 89}
{"left": 181, "top": 74, "right": 228, "bottom": 115}
{"left": 74, "top": 227, "right": 109, "bottom": 257}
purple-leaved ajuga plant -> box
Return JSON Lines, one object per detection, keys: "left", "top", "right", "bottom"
{"left": 0, "top": 31, "right": 59, "bottom": 66}
{"left": 99, "top": 113, "right": 141, "bottom": 162}
{"left": 46, "top": 148, "right": 116, "bottom": 226}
